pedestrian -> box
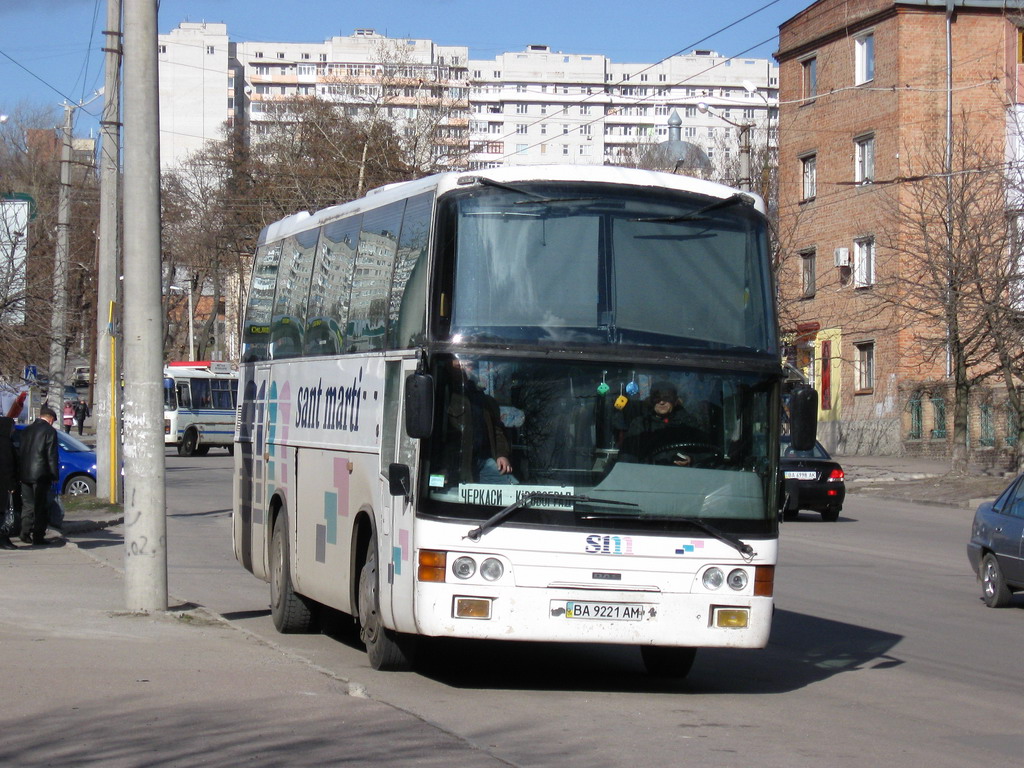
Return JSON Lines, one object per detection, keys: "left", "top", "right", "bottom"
{"left": 62, "top": 401, "right": 74, "bottom": 433}
{"left": 0, "top": 416, "right": 19, "bottom": 550}
{"left": 18, "top": 405, "right": 60, "bottom": 546}
{"left": 73, "top": 400, "right": 90, "bottom": 436}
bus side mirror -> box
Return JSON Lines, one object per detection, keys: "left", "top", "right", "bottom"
{"left": 388, "top": 463, "right": 411, "bottom": 497}
{"left": 405, "top": 373, "right": 434, "bottom": 439}
{"left": 789, "top": 385, "right": 818, "bottom": 452}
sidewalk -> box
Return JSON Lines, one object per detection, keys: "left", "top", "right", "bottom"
{"left": 0, "top": 540, "right": 511, "bottom": 767}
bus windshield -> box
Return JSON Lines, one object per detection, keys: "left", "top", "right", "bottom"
{"left": 443, "top": 182, "right": 775, "bottom": 353}
{"left": 420, "top": 355, "right": 778, "bottom": 535}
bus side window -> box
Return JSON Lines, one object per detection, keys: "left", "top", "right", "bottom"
{"left": 307, "top": 215, "right": 360, "bottom": 357}
{"left": 176, "top": 381, "right": 192, "bottom": 410}
{"left": 349, "top": 201, "right": 405, "bottom": 353}
{"left": 388, "top": 191, "right": 434, "bottom": 349}
{"left": 191, "top": 379, "right": 212, "bottom": 409}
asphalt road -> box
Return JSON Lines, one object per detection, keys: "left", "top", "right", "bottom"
{"left": 73, "top": 452, "right": 1023, "bottom": 768}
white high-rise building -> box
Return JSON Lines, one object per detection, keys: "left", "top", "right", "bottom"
{"left": 157, "top": 23, "right": 778, "bottom": 178}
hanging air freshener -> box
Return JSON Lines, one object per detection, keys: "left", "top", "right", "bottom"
{"left": 614, "top": 383, "right": 628, "bottom": 410}
{"left": 625, "top": 373, "right": 639, "bottom": 397}
{"left": 597, "top": 370, "right": 610, "bottom": 396}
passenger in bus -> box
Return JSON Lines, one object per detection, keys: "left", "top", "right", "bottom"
{"left": 445, "top": 359, "right": 516, "bottom": 485}
{"left": 618, "top": 382, "right": 704, "bottom": 466}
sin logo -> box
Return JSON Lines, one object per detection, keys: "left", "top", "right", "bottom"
{"left": 585, "top": 534, "right": 634, "bottom": 555}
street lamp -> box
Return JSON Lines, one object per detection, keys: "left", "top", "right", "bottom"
{"left": 697, "top": 102, "right": 752, "bottom": 192}
{"left": 167, "top": 284, "right": 194, "bottom": 361}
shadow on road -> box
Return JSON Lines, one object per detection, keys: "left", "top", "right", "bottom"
{"left": 405, "top": 608, "right": 902, "bottom": 695}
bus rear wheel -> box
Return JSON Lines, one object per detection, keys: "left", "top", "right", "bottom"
{"left": 358, "top": 532, "right": 415, "bottom": 670}
{"left": 270, "top": 513, "right": 319, "bottom": 633}
{"left": 640, "top": 645, "right": 697, "bottom": 678}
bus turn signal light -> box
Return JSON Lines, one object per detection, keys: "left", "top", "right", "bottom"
{"left": 418, "top": 550, "right": 447, "bottom": 582}
{"left": 754, "top": 565, "right": 775, "bottom": 597}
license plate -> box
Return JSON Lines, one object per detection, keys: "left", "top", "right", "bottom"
{"left": 785, "top": 471, "right": 817, "bottom": 480}
{"left": 556, "top": 600, "right": 647, "bottom": 621}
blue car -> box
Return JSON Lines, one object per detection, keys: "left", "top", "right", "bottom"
{"left": 13, "top": 424, "right": 97, "bottom": 496}
{"left": 967, "top": 474, "right": 1024, "bottom": 607}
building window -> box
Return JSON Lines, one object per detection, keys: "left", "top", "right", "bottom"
{"left": 516, "top": 103, "right": 528, "bottom": 114}
{"left": 854, "top": 236, "right": 875, "bottom": 287}
{"left": 800, "top": 250, "right": 816, "bottom": 298}
{"left": 907, "top": 393, "right": 923, "bottom": 439}
{"left": 516, "top": 144, "right": 528, "bottom": 155}
{"left": 562, "top": 145, "right": 569, "bottom": 156}
{"left": 931, "top": 396, "right": 947, "bottom": 439}
{"left": 516, "top": 123, "right": 527, "bottom": 135}
{"left": 802, "top": 56, "right": 817, "bottom": 100}
{"left": 855, "top": 32, "right": 875, "bottom": 84}
{"left": 855, "top": 134, "right": 875, "bottom": 183}
{"left": 801, "top": 154, "right": 817, "bottom": 201}
{"left": 206, "top": 46, "right": 216, "bottom": 55}
{"left": 855, "top": 342, "right": 875, "bottom": 392}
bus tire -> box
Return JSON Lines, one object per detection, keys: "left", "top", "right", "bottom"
{"left": 358, "top": 532, "right": 415, "bottom": 670}
{"left": 640, "top": 645, "right": 697, "bottom": 678}
{"left": 179, "top": 428, "right": 199, "bottom": 457}
{"left": 270, "top": 513, "right": 319, "bottom": 633}
{"left": 194, "top": 445, "right": 210, "bottom": 456}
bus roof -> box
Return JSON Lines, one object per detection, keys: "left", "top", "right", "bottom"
{"left": 257, "top": 165, "right": 766, "bottom": 247}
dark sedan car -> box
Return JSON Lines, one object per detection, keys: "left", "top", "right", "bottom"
{"left": 967, "top": 475, "right": 1024, "bottom": 607}
{"left": 780, "top": 437, "right": 846, "bottom": 522}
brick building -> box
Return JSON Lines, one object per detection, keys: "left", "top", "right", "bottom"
{"left": 776, "top": 0, "right": 1024, "bottom": 459}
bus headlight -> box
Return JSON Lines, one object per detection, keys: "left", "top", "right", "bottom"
{"left": 480, "top": 557, "right": 504, "bottom": 581}
{"left": 452, "top": 556, "right": 476, "bottom": 579}
{"left": 702, "top": 567, "right": 724, "bottom": 590}
{"left": 727, "top": 569, "right": 749, "bottom": 591}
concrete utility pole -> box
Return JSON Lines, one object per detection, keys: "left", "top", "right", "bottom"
{"left": 122, "top": 0, "right": 167, "bottom": 611}
{"left": 96, "top": 0, "right": 122, "bottom": 503}
{"left": 48, "top": 103, "right": 74, "bottom": 405}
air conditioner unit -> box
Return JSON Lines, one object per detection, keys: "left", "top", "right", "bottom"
{"left": 834, "top": 247, "right": 851, "bottom": 267}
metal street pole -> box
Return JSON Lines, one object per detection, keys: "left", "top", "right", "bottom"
{"left": 48, "top": 103, "right": 74, "bottom": 406}
{"left": 122, "top": 0, "right": 167, "bottom": 612}
{"left": 96, "top": 0, "right": 122, "bottom": 503}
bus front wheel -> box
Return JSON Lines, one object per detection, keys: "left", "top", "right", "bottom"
{"left": 358, "top": 532, "right": 415, "bottom": 670}
{"left": 270, "top": 513, "right": 318, "bottom": 633}
{"left": 178, "top": 428, "right": 199, "bottom": 457}
{"left": 640, "top": 645, "right": 696, "bottom": 678}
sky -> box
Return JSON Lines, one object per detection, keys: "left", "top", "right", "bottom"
{"left": 0, "top": 0, "right": 814, "bottom": 136}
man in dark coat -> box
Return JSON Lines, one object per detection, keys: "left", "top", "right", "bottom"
{"left": 18, "top": 405, "right": 60, "bottom": 546}
{"left": 0, "top": 416, "right": 19, "bottom": 549}
{"left": 619, "top": 381, "right": 705, "bottom": 466}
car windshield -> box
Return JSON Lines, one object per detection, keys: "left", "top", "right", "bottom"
{"left": 441, "top": 182, "right": 775, "bottom": 354}
{"left": 419, "top": 354, "right": 779, "bottom": 535}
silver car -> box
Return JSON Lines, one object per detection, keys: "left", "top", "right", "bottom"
{"left": 967, "top": 475, "right": 1024, "bottom": 607}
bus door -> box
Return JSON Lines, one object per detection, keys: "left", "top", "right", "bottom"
{"left": 235, "top": 363, "right": 274, "bottom": 579}
{"left": 379, "top": 358, "right": 420, "bottom": 633}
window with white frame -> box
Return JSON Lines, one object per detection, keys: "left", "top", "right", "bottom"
{"left": 855, "top": 134, "right": 875, "bottom": 183}
{"left": 516, "top": 123, "right": 527, "bottom": 135}
{"left": 801, "top": 154, "right": 817, "bottom": 201}
{"left": 800, "top": 249, "right": 816, "bottom": 298}
{"left": 855, "top": 341, "right": 875, "bottom": 391}
{"left": 516, "top": 103, "right": 528, "bottom": 114}
{"left": 855, "top": 32, "right": 875, "bottom": 84}
{"left": 854, "top": 236, "right": 875, "bottom": 287}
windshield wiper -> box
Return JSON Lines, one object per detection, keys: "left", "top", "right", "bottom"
{"left": 630, "top": 193, "right": 752, "bottom": 223}
{"left": 582, "top": 513, "right": 755, "bottom": 558}
{"left": 464, "top": 492, "right": 639, "bottom": 541}
{"left": 460, "top": 175, "right": 548, "bottom": 200}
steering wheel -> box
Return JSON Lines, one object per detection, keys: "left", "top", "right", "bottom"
{"left": 642, "top": 441, "right": 723, "bottom": 468}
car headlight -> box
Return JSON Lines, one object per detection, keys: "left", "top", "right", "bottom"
{"left": 452, "top": 556, "right": 476, "bottom": 580}
{"left": 727, "top": 568, "right": 749, "bottom": 591}
{"left": 702, "top": 567, "right": 725, "bottom": 590}
{"left": 480, "top": 557, "right": 504, "bottom": 581}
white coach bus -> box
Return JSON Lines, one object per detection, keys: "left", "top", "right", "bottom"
{"left": 164, "top": 361, "right": 238, "bottom": 456}
{"left": 232, "top": 166, "right": 815, "bottom": 676}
